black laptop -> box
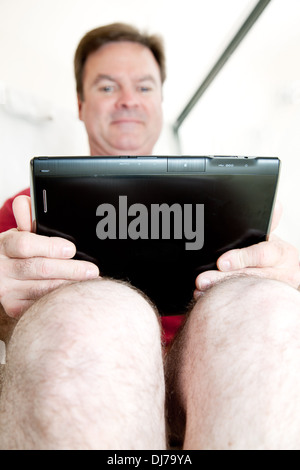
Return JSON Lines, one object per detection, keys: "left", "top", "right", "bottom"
{"left": 30, "top": 155, "right": 280, "bottom": 316}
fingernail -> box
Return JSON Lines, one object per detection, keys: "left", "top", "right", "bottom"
{"left": 62, "top": 245, "right": 75, "bottom": 257}
{"left": 85, "top": 267, "right": 99, "bottom": 278}
{"left": 219, "top": 260, "right": 231, "bottom": 271}
{"left": 199, "top": 278, "right": 211, "bottom": 290}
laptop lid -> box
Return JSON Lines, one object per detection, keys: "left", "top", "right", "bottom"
{"left": 30, "top": 156, "right": 280, "bottom": 316}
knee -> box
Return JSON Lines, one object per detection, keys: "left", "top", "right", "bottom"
{"left": 172, "top": 278, "right": 300, "bottom": 450}
{"left": 2, "top": 279, "right": 165, "bottom": 449}
{"left": 41, "top": 277, "right": 161, "bottom": 346}
{"left": 188, "top": 276, "right": 300, "bottom": 345}
{"left": 32, "top": 276, "right": 157, "bottom": 326}
{"left": 7, "top": 278, "right": 162, "bottom": 382}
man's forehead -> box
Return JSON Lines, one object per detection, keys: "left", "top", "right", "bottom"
{"left": 84, "top": 41, "right": 161, "bottom": 80}
{"left": 91, "top": 73, "right": 159, "bottom": 86}
{"left": 92, "top": 40, "right": 153, "bottom": 56}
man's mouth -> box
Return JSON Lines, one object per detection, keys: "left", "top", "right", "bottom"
{"left": 111, "top": 119, "right": 143, "bottom": 124}
{"left": 110, "top": 112, "right": 146, "bottom": 126}
{"left": 110, "top": 119, "right": 144, "bottom": 131}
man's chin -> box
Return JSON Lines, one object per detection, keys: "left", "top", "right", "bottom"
{"left": 110, "top": 138, "right": 151, "bottom": 155}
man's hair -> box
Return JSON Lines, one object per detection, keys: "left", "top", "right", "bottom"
{"left": 74, "top": 22, "right": 166, "bottom": 100}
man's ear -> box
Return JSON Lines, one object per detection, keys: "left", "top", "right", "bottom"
{"left": 77, "top": 94, "right": 83, "bottom": 121}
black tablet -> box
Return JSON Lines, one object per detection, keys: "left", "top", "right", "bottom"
{"left": 30, "top": 155, "right": 280, "bottom": 316}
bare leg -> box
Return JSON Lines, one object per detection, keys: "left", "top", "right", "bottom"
{"left": 0, "top": 305, "right": 17, "bottom": 396}
{"left": 0, "top": 278, "right": 166, "bottom": 450}
{"left": 166, "top": 276, "right": 300, "bottom": 450}
{"left": 0, "top": 304, "right": 17, "bottom": 344}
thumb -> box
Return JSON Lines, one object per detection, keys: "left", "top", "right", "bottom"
{"left": 270, "top": 199, "right": 283, "bottom": 233}
{"left": 12, "top": 195, "right": 32, "bottom": 232}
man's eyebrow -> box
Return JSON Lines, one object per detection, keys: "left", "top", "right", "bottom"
{"left": 91, "top": 73, "right": 159, "bottom": 87}
{"left": 138, "top": 75, "right": 157, "bottom": 84}
{"left": 92, "top": 74, "right": 116, "bottom": 86}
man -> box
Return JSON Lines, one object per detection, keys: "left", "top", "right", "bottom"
{"left": 0, "top": 23, "right": 300, "bottom": 450}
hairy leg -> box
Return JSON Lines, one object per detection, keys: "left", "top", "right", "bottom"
{"left": 0, "top": 364, "right": 3, "bottom": 395}
{"left": 0, "top": 304, "right": 17, "bottom": 344}
{"left": 0, "top": 305, "right": 17, "bottom": 396}
{"left": 165, "top": 276, "right": 300, "bottom": 450}
{"left": 0, "top": 278, "right": 166, "bottom": 450}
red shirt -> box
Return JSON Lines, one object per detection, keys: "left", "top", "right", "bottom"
{"left": 0, "top": 188, "right": 185, "bottom": 345}
{"left": 0, "top": 188, "right": 31, "bottom": 232}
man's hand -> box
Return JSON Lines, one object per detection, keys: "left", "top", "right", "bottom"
{"left": 0, "top": 195, "right": 100, "bottom": 318}
{"left": 195, "top": 201, "right": 300, "bottom": 296}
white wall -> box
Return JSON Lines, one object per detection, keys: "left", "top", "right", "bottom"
{"left": 179, "top": 0, "right": 300, "bottom": 250}
{"left": 0, "top": 87, "right": 90, "bottom": 203}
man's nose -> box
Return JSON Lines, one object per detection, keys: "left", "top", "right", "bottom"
{"left": 116, "top": 88, "right": 139, "bottom": 108}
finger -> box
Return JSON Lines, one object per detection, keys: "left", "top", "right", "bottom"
{"left": 195, "top": 270, "right": 227, "bottom": 290}
{"left": 2, "top": 279, "right": 72, "bottom": 318}
{"left": 0, "top": 230, "right": 76, "bottom": 259}
{"left": 20, "top": 279, "right": 74, "bottom": 299}
{"left": 195, "top": 268, "right": 267, "bottom": 291}
{"left": 217, "top": 240, "right": 283, "bottom": 272}
{"left": 270, "top": 199, "right": 283, "bottom": 233}
{"left": 8, "top": 257, "right": 100, "bottom": 281}
{"left": 12, "top": 196, "right": 32, "bottom": 232}
{"left": 2, "top": 298, "right": 34, "bottom": 319}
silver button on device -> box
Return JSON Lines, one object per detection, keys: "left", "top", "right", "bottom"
{"left": 43, "top": 189, "right": 48, "bottom": 213}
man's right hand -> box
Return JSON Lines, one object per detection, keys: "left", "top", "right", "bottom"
{"left": 0, "top": 195, "right": 100, "bottom": 318}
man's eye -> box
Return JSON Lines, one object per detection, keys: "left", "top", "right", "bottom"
{"left": 139, "top": 86, "right": 152, "bottom": 93}
{"left": 100, "top": 86, "right": 114, "bottom": 93}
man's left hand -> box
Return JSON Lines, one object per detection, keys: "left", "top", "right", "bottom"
{"left": 195, "top": 200, "right": 300, "bottom": 296}
{"left": 195, "top": 234, "right": 300, "bottom": 296}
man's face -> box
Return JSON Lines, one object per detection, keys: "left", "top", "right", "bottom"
{"left": 78, "top": 41, "right": 163, "bottom": 156}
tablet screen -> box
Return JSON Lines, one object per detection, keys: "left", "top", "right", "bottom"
{"left": 31, "top": 157, "right": 279, "bottom": 315}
